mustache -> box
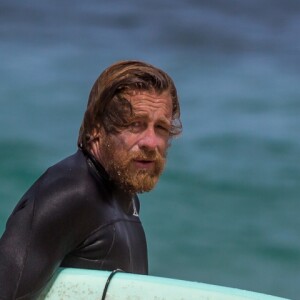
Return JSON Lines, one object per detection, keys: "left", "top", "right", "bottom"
{"left": 131, "top": 149, "right": 166, "bottom": 161}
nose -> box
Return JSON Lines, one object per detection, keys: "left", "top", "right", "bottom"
{"left": 138, "top": 127, "right": 161, "bottom": 151}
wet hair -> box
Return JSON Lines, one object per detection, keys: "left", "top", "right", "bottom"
{"left": 78, "top": 60, "right": 182, "bottom": 149}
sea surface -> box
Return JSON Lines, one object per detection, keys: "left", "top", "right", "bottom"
{"left": 0, "top": 1, "right": 299, "bottom": 299}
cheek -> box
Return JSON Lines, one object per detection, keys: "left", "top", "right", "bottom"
{"left": 117, "top": 132, "right": 140, "bottom": 149}
{"left": 161, "top": 141, "right": 170, "bottom": 156}
{"left": 112, "top": 132, "right": 170, "bottom": 154}
{"left": 160, "top": 135, "right": 170, "bottom": 149}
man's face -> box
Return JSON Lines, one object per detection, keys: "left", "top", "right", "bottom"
{"left": 95, "top": 90, "right": 173, "bottom": 194}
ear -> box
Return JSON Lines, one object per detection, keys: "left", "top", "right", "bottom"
{"left": 89, "top": 127, "right": 106, "bottom": 164}
{"left": 90, "top": 125, "right": 105, "bottom": 142}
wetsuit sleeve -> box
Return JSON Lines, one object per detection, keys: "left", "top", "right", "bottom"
{"left": 0, "top": 169, "right": 94, "bottom": 299}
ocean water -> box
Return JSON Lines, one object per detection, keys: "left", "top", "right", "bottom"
{"left": 0, "top": 1, "right": 299, "bottom": 299}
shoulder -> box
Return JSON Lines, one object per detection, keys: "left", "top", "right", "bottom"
{"left": 27, "top": 150, "right": 106, "bottom": 221}
{"left": 42, "top": 150, "right": 89, "bottom": 187}
{"left": 4, "top": 150, "right": 111, "bottom": 256}
{"left": 41, "top": 150, "right": 100, "bottom": 195}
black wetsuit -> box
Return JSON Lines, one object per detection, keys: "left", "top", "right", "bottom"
{"left": 0, "top": 149, "right": 148, "bottom": 300}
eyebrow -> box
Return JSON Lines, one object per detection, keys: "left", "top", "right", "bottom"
{"left": 157, "top": 117, "right": 172, "bottom": 128}
{"left": 132, "top": 113, "right": 171, "bottom": 125}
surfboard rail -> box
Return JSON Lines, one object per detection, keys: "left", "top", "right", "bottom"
{"left": 38, "top": 268, "right": 291, "bottom": 300}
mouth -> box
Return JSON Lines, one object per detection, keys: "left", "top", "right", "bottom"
{"left": 133, "top": 159, "right": 155, "bottom": 169}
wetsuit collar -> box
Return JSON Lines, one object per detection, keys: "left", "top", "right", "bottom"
{"left": 79, "top": 147, "right": 110, "bottom": 182}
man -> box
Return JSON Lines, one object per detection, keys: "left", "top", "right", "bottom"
{"left": 0, "top": 60, "right": 182, "bottom": 299}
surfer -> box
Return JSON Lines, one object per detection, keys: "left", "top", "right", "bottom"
{"left": 0, "top": 60, "right": 182, "bottom": 299}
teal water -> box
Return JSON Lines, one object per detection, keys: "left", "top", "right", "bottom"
{"left": 1, "top": 1, "right": 299, "bottom": 299}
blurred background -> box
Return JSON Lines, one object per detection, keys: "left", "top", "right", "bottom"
{"left": 0, "top": 0, "right": 299, "bottom": 298}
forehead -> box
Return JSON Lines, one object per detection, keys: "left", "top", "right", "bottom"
{"left": 124, "top": 90, "right": 173, "bottom": 119}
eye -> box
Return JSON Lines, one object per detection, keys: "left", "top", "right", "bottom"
{"left": 131, "top": 121, "right": 142, "bottom": 128}
{"left": 128, "top": 121, "right": 145, "bottom": 133}
{"left": 156, "top": 124, "right": 171, "bottom": 136}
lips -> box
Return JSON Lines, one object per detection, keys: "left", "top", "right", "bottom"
{"left": 133, "top": 159, "right": 155, "bottom": 169}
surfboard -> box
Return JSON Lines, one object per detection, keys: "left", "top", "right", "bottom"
{"left": 38, "top": 268, "right": 290, "bottom": 300}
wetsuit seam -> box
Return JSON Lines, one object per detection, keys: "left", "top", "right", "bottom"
{"left": 100, "top": 224, "right": 116, "bottom": 268}
{"left": 64, "top": 226, "right": 117, "bottom": 265}
{"left": 79, "top": 218, "right": 140, "bottom": 245}
{"left": 14, "top": 182, "right": 39, "bottom": 299}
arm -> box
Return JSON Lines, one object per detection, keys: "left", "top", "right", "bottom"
{"left": 0, "top": 194, "right": 43, "bottom": 300}
{"left": 0, "top": 171, "right": 92, "bottom": 299}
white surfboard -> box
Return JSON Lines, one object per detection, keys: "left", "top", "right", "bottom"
{"left": 38, "top": 268, "right": 290, "bottom": 300}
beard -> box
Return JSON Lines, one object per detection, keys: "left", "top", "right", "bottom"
{"left": 100, "top": 136, "right": 167, "bottom": 194}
